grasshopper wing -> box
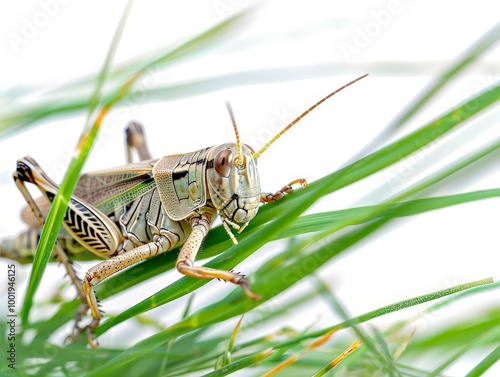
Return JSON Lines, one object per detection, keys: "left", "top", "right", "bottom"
{"left": 75, "top": 159, "right": 159, "bottom": 215}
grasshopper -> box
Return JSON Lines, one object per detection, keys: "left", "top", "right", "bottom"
{"left": 1, "top": 74, "right": 367, "bottom": 348}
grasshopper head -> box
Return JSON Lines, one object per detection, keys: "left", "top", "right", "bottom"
{"left": 206, "top": 143, "right": 261, "bottom": 230}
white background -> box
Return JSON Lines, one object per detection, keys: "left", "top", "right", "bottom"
{"left": 0, "top": 0, "right": 499, "bottom": 374}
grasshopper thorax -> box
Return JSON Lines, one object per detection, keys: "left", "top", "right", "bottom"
{"left": 206, "top": 142, "right": 260, "bottom": 230}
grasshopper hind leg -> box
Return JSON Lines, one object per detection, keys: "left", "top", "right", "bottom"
{"left": 13, "top": 160, "right": 88, "bottom": 307}
{"left": 125, "top": 120, "right": 153, "bottom": 162}
{"left": 14, "top": 157, "right": 123, "bottom": 347}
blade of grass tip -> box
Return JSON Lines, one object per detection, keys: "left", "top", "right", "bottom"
{"left": 424, "top": 281, "right": 500, "bottom": 318}
{"left": 343, "top": 22, "right": 500, "bottom": 165}
{"left": 20, "top": 0, "right": 134, "bottom": 324}
{"left": 262, "top": 328, "right": 337, "bottom": 377}
{"left": 312, "top": 278, "right": 399, "bottom": 376}
{"left": 353, "top": 277, "right": 497, "bottom": 327}
{"left": 216, "top": 315, "right": 245, "bottom": 368}
{"left": 181, "top": 294, "right": 196, "bottom": 319}
{"left": 311, "top": 340, "right": 363, "bottom": 377}
{"left": 464, "top": 345, "right": 500, "bottom": 377}
{"left": 201, "top": 349, "right": 274, "bottom": 377}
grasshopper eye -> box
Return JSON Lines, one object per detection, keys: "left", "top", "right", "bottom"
{"left": 214, "top": 149, "right": 232, "bottom": 177}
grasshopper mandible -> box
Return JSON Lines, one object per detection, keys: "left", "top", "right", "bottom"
{"left": 1, "top": 74, "right": 367, "bottom": 348}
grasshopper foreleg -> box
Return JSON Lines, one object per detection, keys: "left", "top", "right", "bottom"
{"left": 176, "top": 212, "right": 261, "bottom": 301}
{"left": 260, "top": 178, "right": 307, "bottom": 203}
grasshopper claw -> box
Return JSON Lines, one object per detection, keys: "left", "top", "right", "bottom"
{"left": 86, "top": 328, "right": 99, "bottom": 349}
{"left": 238, "top": 277, "right": 261, "bottom": 301}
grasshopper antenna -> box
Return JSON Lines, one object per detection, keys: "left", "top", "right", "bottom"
{"left": 225, "top": 101, "right": 244, "bottom": 166}
{"left": 252, "top": 73, "right": 369, "bottom": 159}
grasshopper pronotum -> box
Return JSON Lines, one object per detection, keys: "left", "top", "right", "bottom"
{"left": 1, "top": 74, "right": 367, "bottom": 348}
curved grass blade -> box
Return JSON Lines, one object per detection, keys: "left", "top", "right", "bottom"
{"left": 20, "top": 0, "right": 134, "bottom": 324}
{"left": 277, "top": 188, "right": 500, "bottom": 238}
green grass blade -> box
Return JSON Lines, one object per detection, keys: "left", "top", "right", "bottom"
{"left": 465, "top": 345, "right": 500, "bottom": 377}
{"left": 258, "top": 81, "right": 500, "bottom": 225}
{"left": 206, "top": 349, "right": 273, "bottom": 376}
{"left": 84, "top": 186, "right": 499, "bottom": 304}
{"left": 278, "top": 188, "right": 500, "bottom": 238}
{"left": 20, "top": 0, "right": 134, "bottom": 324}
